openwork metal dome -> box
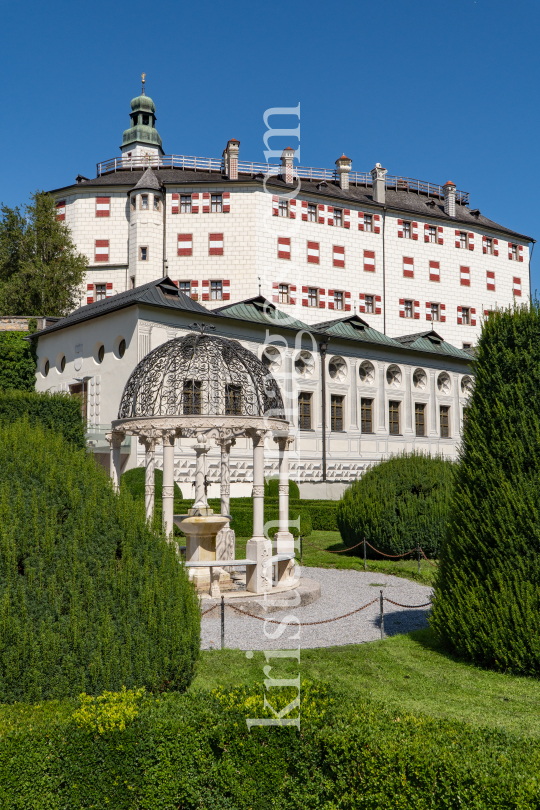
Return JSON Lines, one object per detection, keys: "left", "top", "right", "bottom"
{"left": 118, "top": 331, "right": 285, "bottom": 420}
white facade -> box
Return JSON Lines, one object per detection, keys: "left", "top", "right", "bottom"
{"left": 34, "top": 284, "right": 472, "bottom": 499}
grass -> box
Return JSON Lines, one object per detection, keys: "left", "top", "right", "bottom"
{"left": 235, "top": 530, "right": 437, "bottom": 586}
{"left": 192, "top": 628, "right": 540, "bottom": 738}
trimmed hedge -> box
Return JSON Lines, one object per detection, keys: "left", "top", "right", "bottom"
{"left": 337, "top": 452, "right": 455, "bottom": 557}
{"left": 0, "top": 389, "right": 85, "bottom": 448}
{"left": 121, "top": 466, "right": 184, "bottom": 501}
{"left": 1, "top": 683, "right": 540, "bottom": 808}
{"left": 265, "top": 477, "right": 300, "bottom": 499}
{"left": 431, "top": 303, "right": 540, "bottom": 675}
{"left": 0, "top": 420, "right": 200, "bottom": 702}
{"left": 0, "top": 331, "right": 36, "bottom": 391}
{"left": 174, "top": 498, "right": 338, "bottom": 533}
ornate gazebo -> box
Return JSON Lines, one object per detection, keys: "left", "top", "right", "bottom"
{"left": 106, "top": 326, "right": 295, "bottom": 594}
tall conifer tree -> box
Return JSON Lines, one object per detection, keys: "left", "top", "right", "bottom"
{"left": 0, "top": 191, "right": 86, "bottom": 316}
{"left": 431, "top": 303, "right": 540, "bottom": 674}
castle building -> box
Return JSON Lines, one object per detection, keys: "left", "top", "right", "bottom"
{"left": 50, "top": 85, "right": 533, "bottom": 350}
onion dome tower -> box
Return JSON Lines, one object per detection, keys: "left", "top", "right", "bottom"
{"left": 121, "top": 73, "right": 164, "bottom": 159}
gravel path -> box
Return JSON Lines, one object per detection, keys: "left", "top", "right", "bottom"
{"left": 201, "top": 566, "right": 433, "bottom": 650}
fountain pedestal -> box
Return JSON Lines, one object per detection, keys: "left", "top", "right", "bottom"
{"left": 174, "top": 512, "right": 231, "bottom": 594}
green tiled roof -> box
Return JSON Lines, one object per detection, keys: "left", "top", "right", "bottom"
{"left": 315, "top": 315, "right": 403, "bottom": 348}
{"left": 215, "top": 297, "right": 320, "bottom": 332}
{"left": 392, "top": 331, "right": 472, "bottom": 359}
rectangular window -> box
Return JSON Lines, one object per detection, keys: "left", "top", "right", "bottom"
{"left": 153, "top": 195, "right": 161, "bottom": 212}
{"left": 56, "top": 200, "right": 66, "bottom": 221}
{"left": 440, "top": 405, "right": 450, "bottom": 438}
{"left": 459, "top": 231, "right": 468, "bottom": 249}
{"left": 279, "top": 283, "right": 290, "bottom": 304}
{"left": 363, "top": 250, "right": 375, "bottom": 272}
{"left": 95, "top": 283, "right": 107, "bottom": 302}
{"left": 183, "top": 380, "right": 202, "bottom": 415}
{"left": 485, "top": 237, "right": 493, "bottom": 255}
{"left": 361, "top": 398, "right": 373, "bottom": 433}
{"left": 415, "top": 403, "right": 426, "bottom": 437}
{"left": 130, "top": 276, "right": 136, "bottom": 289}
{"left": 278, "top": 199, "right": 289, "bottom": 217}
{"left": 94, "top": 239, "right": 109, "bottom": 263}
{"left": 389, "top": 401, "right": 400, "bottom": 435}
{"left": 211, "top": 280, "right": 223, "bottom": 300}
{"left": 307, "top": 241, "right": 320, "bottom": 264}
{"left": 179, "top": 281, "right": 191, "bottom": 296}
{"left": 69, "top": 383, "right": 88, "bottom": 422}
{"left": 334, "top": 290, "right": 344, "bottom": 310}
{"left": 96, "top": 196, "right": 110, "bottom": 217}
{"left": 209, "top": 233, "right": 224, "bottom": 255}
{"left": 181, "top": 194, "right": 192, "bottom": 213}
{"left": 298, "top": 392, "right": 312, "bottom": 430}
{"left": 131, "top": 196, "right": 136, "bottom": 210}
{"left": 331, "top": 395, "right": 344, "bottom": 432}
{"left": 460, "top": 266, "right": 470, "bottom": 286}
{"left": 141, "top": 195, "right": 148, "bottom": 210}
{"left": 429, "top": 226, "right": 437, "bottom": 243}
{"left": 139, "top": 246, "right": 148, "bottom": 261}
{"left": 404, "top": 299, "right": 413, "bottom": 318}
{"left": 364, "top": 214, "right": 373, "bottom": 232}
{"left": 278, "top": 236, "right": 291, "bottom": 260}
{"left": 333, "top": 245, "right": 345, "bottom": 268}
{"left": 333, "top": 208, "right": 343, "bottom": 227}
{"left": 177, "top": 233, "right": 193, "bottom": 256}
{"left": 461, "top": 306, "right": 471, "bottom": 325}
{"left": 211, "top": 194, "right": 222, "bottom": 213}
{"left": 307, "top": 203, "right": 317, "bottom": 222}
{"left": 225, "top": 383, "right": 242, "bottom": 415}
{"left": 308, "top": 287, "right": 318, "bottom": 307}
{"left": 403, "top": 221, "right": 411, "bottom": 239}
{"left": 365, "top": 294, "right": 374, "bottom": 314}
{"left": 403, "top": 257, "right": 414, "bottom": 278}
{"left": 510, "top": 243, "right": 518, "bottom": 260}
{"left": 431, "top": 303, "right": 440, "bottom": 321}
{"left": 429, "top": 260, "right": 440, "bottom": 282}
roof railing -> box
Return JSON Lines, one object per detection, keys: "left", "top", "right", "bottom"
{"left": 96, "top": 155, "right": 469, "bottom": 206}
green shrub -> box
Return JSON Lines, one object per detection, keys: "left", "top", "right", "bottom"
{"left": 431, "top": 304, "right": 540, "bottom": 675}
{"left": 265, "top": 477, "right": 300, "bottom": 499}
{"left": 337, "top": 452, "right": 454, "bottom": 557}
{"left": 121, "top": 466, "right": 183, "bottom": 501}
{"left": 228, "top": 505, "right": 311, "bottom": 539}
{"left": 0, "top": 420, "right": 200, "bottom": 703}
{"left": 294, "top": 499, "right": 339, "bottom": 531}
{"left": 0, "top": 331, "right": 36, "bottom": 391}
{"left": 0, "top": 389, "right": 85, "bottom": 448}
{"left": 1, "top": 683, "right": 540, "bottom": 808}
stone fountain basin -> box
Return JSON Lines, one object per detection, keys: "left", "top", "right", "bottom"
{"left": 173, "top": 514, "right": 228, "bottom": 534}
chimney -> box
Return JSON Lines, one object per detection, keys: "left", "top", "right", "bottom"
{"left": 335, "top": 154, "right": 352, "bottom": 190}
{"left": 281, "top": 147, "right": 295, "bottom": 184}
{"left": 371, "top": 163, "right": 387, "bottom": 204}
{"left": 223, "top": 138, "right": 240, "bottom": 180}
{"left": 443, "top": 181, "right": 456, "bottom": 217}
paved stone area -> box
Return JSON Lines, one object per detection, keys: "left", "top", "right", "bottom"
{"left": 201, "top": 565, "right": 432, "bottom": 650}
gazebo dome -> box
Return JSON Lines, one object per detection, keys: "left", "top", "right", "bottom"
{"left": 118, "top": 331, "right": 285, "bottom": 420}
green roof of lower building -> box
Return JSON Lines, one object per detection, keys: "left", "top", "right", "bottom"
{"left": 215, "top": 296, "right": 320, "bottom": 332}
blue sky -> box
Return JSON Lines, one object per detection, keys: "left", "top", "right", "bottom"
{"left": 2, "top": 0, "right": 538, "bottom": 287}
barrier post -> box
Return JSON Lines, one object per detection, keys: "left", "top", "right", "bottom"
{"left": 380, "top": 590, "right": 384, "bottom": 640}
{"left": 364, "top": 537, "right": 367, "bottom": 571}
{"left": 417, "top": 545, "right": 421, "bottom": 575}
{"left": 221, "top": 595, "right": 225, "bottom": 649}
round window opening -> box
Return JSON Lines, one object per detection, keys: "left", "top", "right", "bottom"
{"left": 295, "top": 351, "right": 315, "bottom": 377}
{"left": 60, "top": 356, "right": 66, "bottom": 372}
{"left": 359, "top": 360, "right": 375, "bottom": 384}
{"left": 118, "top": 339, "right": 126, "bottom": 358}
{"left": 98, "top": 344, "right": 105, "bottom": 364}
{"left": 328, "top": 356, "right": 347, "bottom": 382}
{"left": 413, "top": 368, "right": 427, "bottom": 390}
{"left": 437, "top": 372, "right": 451, "bottom": 393}
{"left": 114, "top": 337, "right": 126, "bottom": 359}
{"left": 42, "top": 359, "right": 50, "bottom": 378}
{"left": 461, "top": 375, "right": 474, "bottom": 394}
{"left": 261, "top": 345, "right": 281, "bottom": 373}
{"left": 386, "top": 364, "right": 402, "bottom": 387}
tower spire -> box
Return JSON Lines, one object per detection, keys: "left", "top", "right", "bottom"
{"left": 141, "top": 72, "right": 146, "bottom": 96}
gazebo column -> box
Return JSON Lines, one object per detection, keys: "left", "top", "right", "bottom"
{"left": 106, "top": 430, "right": 124, "bottom": 492}
{"left": 215, "top": 434, "right": 236, "bottom": 565}
{"left": 162, "top": 429, "right": 177, "bottom": 538}
{"left": 139, "top": 433, "right": 160, "bottom": 522}
{"left": 273, "top": 432, "right": 295, "bottom": 554}
{"left": 193, "top": 433, "right": 211, "bottom": 511}
{"left": 246, "top": 429, "right": 272, "bottom": 593}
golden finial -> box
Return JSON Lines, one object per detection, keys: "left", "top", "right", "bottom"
{"left": 141, "top": 72, "right": 146, "bottom": 95}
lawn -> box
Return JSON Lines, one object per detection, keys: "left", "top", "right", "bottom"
{"left": 192, "top": 628, "right": 540, "bottom": 738}
{"left": 235, "top": 530, "right": 437, "bottom": 586}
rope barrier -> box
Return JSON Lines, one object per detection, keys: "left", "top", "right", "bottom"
{"left": 226, "top": 598, "right": 379, "bottom": 626}
{"left": 201, "top": 604, "right": 219, "bottom": 617}
{"left": 365, "top": 540, "right": 417, "bottom": 559}
{"left": 383, "top": 597, "right": 433, "bottom": 609}
{"left": 420, "top": 547, "right": 438, "bottom": 568}
{"left": 302, "top": 536, "right": 438, "bottom": 566}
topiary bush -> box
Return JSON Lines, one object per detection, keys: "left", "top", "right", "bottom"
{"left": 0, "top": 389, "right": 85, "bottom": 448}
{"left": 431, "top": 304, "right": 540, "bottom": 675}
{"left": 336, "top": 452, "right": 454, "bottom": 558}
{"left": 264, "top": 477, "right": 300, "bottom": 500}
{"left": 0, "top": 420, "right": 200, "bottom": 703}
{"left": 121, "top": 466, "right": 183, "bottom": 502}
